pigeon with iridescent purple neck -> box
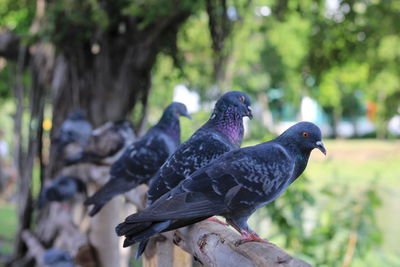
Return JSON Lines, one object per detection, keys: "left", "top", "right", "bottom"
{"left": 84, "top": 102, "right": 190, "bottom": 216}
{"left": 126, "top": 91, "right": 252, "bottom": 257}
{"left": 116, "top": 122, "right": 326, "bottom": 251}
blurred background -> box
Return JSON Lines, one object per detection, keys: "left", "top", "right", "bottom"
{"left": 0, "top": 0, "right": 399, "bottom": 266}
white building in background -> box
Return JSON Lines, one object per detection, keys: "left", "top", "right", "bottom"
{"left": 173, "top": 85, "right": 200, "bottom": 114}
{"left": 172, "top": 88, "right": 399, "bottom": 138}
{"left": 388, "top": 115, "right": 400, "bottom": 136}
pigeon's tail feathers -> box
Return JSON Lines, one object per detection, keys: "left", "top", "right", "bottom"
{"left": 115, "top": 221, "right": 152, "bottom": 237}
{"left": 124, "top": 192, "right": 225, "bottom": 223}
{"left": 87, "top": 203, "right": 105, "bottom": 217}
{"left": 122, "top": 221, "right": 171, "bottom": 247}
{"left": 136, "top": 239, "right": 149, "bottom": 259}
{"left": 84, "top": 177, "right": 138, "bottom": 216}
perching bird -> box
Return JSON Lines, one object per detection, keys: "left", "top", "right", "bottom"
{"left": 137, "top": 91, "right": 252, "bottom": 257}
{"left": 84, "top": 102, "right": 191, "bottom": 216}
{"left": 37, "top": 176, "right": 86, "bottom": 209}
{"left": 43, "top": 248, "right": 74, "bottom": 267}
{"left": 147, "top": 91, "right": 252, "bottom": 205}
{"left": 55, "top": 109, "right": 92, "bottom": 153}
{"left": 64, "top": 120, "right": 135, "bottom": 166}
{"left": 116, "top": 122, "right": 326, "bottom": 251}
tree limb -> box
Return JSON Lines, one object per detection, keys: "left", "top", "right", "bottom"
{"left": 171, "top": 221, "right": 311, "bottom": 267}
{"left": 0, "top": 31, "right": 28, "bottom": 62}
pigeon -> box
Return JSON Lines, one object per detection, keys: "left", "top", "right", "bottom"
{"left": 84, "top": 102, "right": 190, "bottom": 216}
{"left": 43, "top": 248, "right": 74, "bottom": 267}
{"left": 64, "top": 120, "right": 135, "bottom": 166}
{"left": 55, "top": 109, "right": 93, "bottom": 153}
{"left": 116, "top": 121, "right": 326, "bottom": 251}
{"left": 135, "top": 91, "right": 252, "bottom": 257}
{"left": 37, "top": 176, "right": 86, "bottom": 208}
{"left": 147, "top": 91, "right": 252, "bottom": 205}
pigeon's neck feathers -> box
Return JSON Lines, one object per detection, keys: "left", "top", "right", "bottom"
{"left": 153, "top": 113, "right": 181, "bottom": 143}
{"left": 274, "top": 136, "right": 311, "bottom": 181}
{"left": 204, "top": 107, "right": 244, "bottom": 147}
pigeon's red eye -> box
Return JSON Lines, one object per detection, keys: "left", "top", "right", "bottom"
{"left": 302, "top": 132, "right": 309, "bottom": 138}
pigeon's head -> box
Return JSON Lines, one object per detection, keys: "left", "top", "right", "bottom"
{"left": 281, "top": 121, "right": 326, "bottom": 155}
{"left": 165, "top": 102, "right": 191, "bottom": 119}
{"left": 214, "top": 91, "right": 252, "bottom": 119}
{"left": 43, "top": 248, "right": 74, "bottom": 266}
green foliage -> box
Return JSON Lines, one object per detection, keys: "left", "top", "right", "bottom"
{"left": 0, "top": 201, "right": 17, "bottom": 254}
{"left": 177, "top": 12, "right": 214, "bottom": 97}
{"left": 45, "top": 0, "right": 112, "bottom": 46}
{"left": 262, "top": 178, "right": 383, "bottom": 266}
{"left": 0, "top": 0, "right": 35, "bottom": 34}
{"left": 122, "top": 0, "right": 202, "bottom": 29}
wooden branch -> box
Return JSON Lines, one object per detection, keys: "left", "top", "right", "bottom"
{"left": 124, "top": 184, "right": 148, "bottom": 210}
{"left": 170, "top": 221, "right": 311, "bottom": 267}
{"left": 21, "top": 230, "right": 45, "bottom": 266}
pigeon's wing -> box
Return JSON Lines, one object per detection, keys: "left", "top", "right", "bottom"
{"left": 147, "top": 130, "right": 233, "bottom": 204}
{"left": 198, "top": 143, "right": 296, "bottom": 211}
{"left": 124, "top": 191, "right": 227, "bottom": 223}
{"left": 110, "top": 132, "right": 171, "bottom": 182}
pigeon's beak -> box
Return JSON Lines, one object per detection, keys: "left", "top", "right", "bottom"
{"left": 315, "top": 141, "right": 327, "bottom": 155}
{"left": 246, "top": 106, "right": 253, "bottom": 119}
{"left": 183, "top": 112, "right": 192, "bottom": 119}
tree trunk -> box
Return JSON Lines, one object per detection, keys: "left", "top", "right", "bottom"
{"left": 11, "top": 43, "right": 48, "bottom": 266}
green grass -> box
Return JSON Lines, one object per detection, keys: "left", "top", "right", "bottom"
{"left": 0, "top": 200, "right": 17, "bottom": 255}
{"left": 305, "top": 139, "right": 400, "bottom": 266}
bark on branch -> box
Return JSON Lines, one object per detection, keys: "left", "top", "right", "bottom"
{"left": 171, "top": 221, "right": 310, "bottom": 267}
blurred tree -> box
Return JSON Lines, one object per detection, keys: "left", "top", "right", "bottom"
{"left": 0, "top": 0, "right": 242, "bottom": 264}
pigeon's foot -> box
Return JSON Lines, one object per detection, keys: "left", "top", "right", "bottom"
{"left": 205, "top": 217, "right": 228, "bottom": 226}
{"left": 235, "top": 230, "right": 271, "bottom": 246}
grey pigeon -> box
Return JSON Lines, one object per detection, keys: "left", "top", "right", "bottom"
{"left": 38, "top": 176, "right": 86, "bottom": 209}
{"left": 116, "top": 121, "right": 326, "bottom": 251}
{"left": 43, "top": 248, "right": 74, "bottom": 267}
{"left": 134, "top": 91, "right": 252, "bottom": 257}
{"left": 64, "top": 120, "right": 135, "bottom": 166}
{"left": 55, "top": 109, "right": 92, "bottom": 153}
{"left": 84, "top": 102, "right": 190, "bottom": 216}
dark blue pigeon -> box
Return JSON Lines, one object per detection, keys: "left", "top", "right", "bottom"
{"left": 43, "top": 248, "right": 74, "bottom": 267}
{"left": 64, "top": 120, "right": 135, "bottom": 166}
{"left": 116, "top": 122, "right": 326, "bottom": 251}
{"left": 38, "top": 176, "right": 86, "bottom": 209}
{"left": 84, "top": 102, "right": 190, "bottom": 216}
{"left": 55, "top": 109, "right": 92, "bottom": 153}
{"left": 128, "top": 91, "right": 252, "bottom": 257}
